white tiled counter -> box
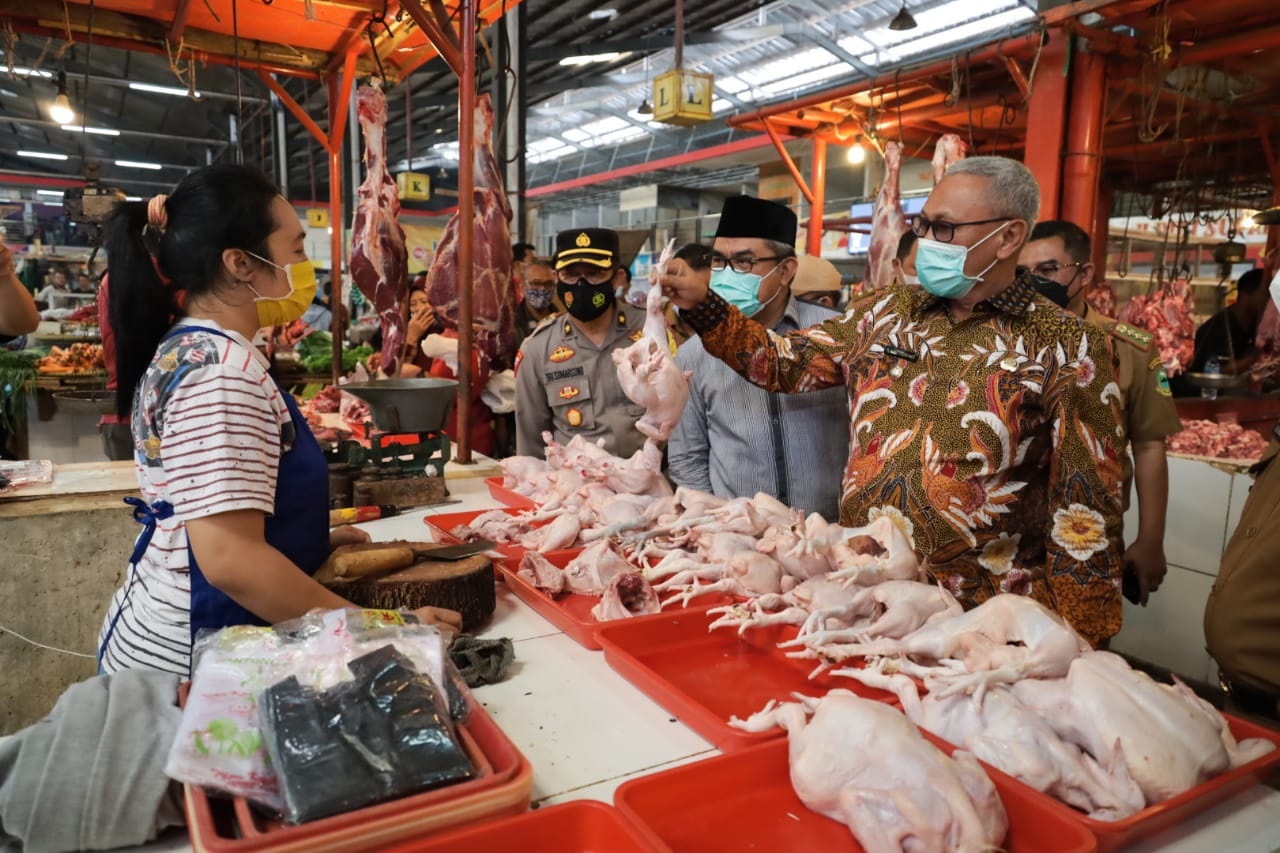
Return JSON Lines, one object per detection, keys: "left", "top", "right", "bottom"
{"left": 1111, "top": 454, "right": 1254, "bottom": 684}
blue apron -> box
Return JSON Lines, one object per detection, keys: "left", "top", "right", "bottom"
{"left": 101, "top": 325, "right": 330, "bottom": 667}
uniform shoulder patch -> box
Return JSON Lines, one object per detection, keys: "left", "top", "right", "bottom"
{"left": 1111, "top": 322, "right": 1154, "bottom": 351}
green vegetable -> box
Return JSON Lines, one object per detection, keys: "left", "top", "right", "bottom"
{"left": 0, "top": 351, "right": 39, "bottom": 433}
{"left": 295, "top": 332, "right": 372, "bottom": 374}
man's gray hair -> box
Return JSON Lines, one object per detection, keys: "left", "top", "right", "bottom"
{"left": 946, "top": 156, "right": 1041, "bottom": 229}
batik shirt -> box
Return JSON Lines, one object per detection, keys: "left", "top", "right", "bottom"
{"left": 684, "top": 272, "right": 1126, "bottom": 646}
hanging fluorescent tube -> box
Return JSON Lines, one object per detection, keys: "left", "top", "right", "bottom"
{"left": 115, "top": 159, "right": 163, "bottom": 170}
{"left": 124, "top": 196, "right": 144, "bottom": 202}
{"left": 37, "top": 190, "right": 65, "bottom": 197}
{"left": 17, "top": 150, "right": 69, "bottom": 160}
{"left": 61, "top": 125, "right": 120, "bottom": 136}
{"left": 9, "top": 66, "right": 54, "bottom": 78}
{"left": 129, "top": 81, "right": 201, "bottom": 98}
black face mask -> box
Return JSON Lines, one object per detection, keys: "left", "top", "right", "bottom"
{"left": 1031, "top": 273, "right": 1072, "bottom": 308}
{"left": 557, "top": 278, "right": 615, "bottom": 322}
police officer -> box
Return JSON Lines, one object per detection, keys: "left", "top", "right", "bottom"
{"left": 514, "top": 228, "right": 649, "bottom": 460}
{"left": 1022, "top": 220, "right": 1181, "bottom": 605}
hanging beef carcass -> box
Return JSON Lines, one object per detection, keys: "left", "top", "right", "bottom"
{"left": 423, "top": 94, "right": 518, "bottom": 369}
{"left": 865, "top": 140, "right": 909, "bottom": 291}
{"left": 930, "top": 133, "right": 967, "bottom": 184}
{"left": 350, "top": 81, "right": 409, "bottom": 377}
{"left": 1116, "top": 275, "right": 1196, "bottom": 375}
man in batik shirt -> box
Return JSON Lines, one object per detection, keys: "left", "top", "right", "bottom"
{"left": 661, "top": 157, "right": 1125, "bottom": 646}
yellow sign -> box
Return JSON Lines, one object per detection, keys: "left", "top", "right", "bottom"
{"left": 396, "top": 171, "right": 431, "bottom": 202}
{"left": 653, "top": 69, "right": 714, "bottom": 127}
{"left": 306, "top": 208, "right": 330, "bottom": 228}
{"left": 402, "top": 222, "right": 444, "bottom": 272}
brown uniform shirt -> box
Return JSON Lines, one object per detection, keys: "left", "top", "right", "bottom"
{"left": 514, "top": 303, "right": 650, "bottom": 460}
{"left": 1084, "top": 307, "right": 1182, "bottom": 513}
{"left": 1205, "top": 441, "right": 1280, "bottom": 695}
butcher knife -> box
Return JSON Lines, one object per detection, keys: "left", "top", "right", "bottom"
{"left": 330, "top": 540, "right": 497, "bottom": 579}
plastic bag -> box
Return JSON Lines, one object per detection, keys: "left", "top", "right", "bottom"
{"left": 259, "top": 644, "right": 475, "bottom": 824}
{"left": 0, "top": 459, "right": 53, "bottom": 494}
{"left": 482, "top": 369, "right": 516, "bottom": 415}
{"left": 165, "top": 609, "right": 449, "bottom": 812}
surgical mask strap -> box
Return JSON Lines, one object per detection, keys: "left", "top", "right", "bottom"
{"left": 968, "top": 222, "right": 1011, "bottom": 283}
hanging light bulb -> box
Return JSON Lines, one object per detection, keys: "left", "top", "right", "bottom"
{"left": 637, "top": 97, "right": 654, "bottom": 115}
{"left": 435, "top": 165, "right": 448, "bottom": 180}
{"left": 846, "top": 135, "right": 866, "bottom": 165}
{"left": 49, "top": 70, "right": 76, "bottom": 125}
{"left": 888, "top": 3, "right": 918, "bottom": 31}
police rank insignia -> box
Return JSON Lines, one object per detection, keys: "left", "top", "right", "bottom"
{"left": 558, "top": 385, "right": 581, "bottom": 400}
{"left": 549, "top": 345, "right": 575, "bottom": 363}
{"left": 566, "top": 407, "right": 583, "bottom": 427}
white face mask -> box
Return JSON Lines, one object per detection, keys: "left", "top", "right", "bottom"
{"left": 1270, "top": 268, "right": 1280, "bottom": 312}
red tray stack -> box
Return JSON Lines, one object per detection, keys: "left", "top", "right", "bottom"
{"left": 483, "top": 476, "right": 537, "bottom": 509}
{"left": 381, "top": 800, "right": 661, "bottom": 853}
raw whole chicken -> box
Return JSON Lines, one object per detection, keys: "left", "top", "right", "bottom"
{"left": 930, "top": 133, "right": 968, "bottom": 184}
{"left": 563, "top": 541, "right": 633, "bottom": 595}
{"left": 789, "top": 580, "right": 963, "bottom": 648}
{"left": 708, "top": 577, "right": 856, "bottom": 634}
{"left": 422, "top": 94, "right": 517, "bottom": 369}
{"left": 591, "top": 572, "right": 661, "bottom": 621}
{"left": 827, "top": 516, "right": 922, "bottom": 585}
{"left": 795, "top": 593, "right": 1089, "bottom": 700}
{"left": 843, "top": 665, "right": 1146, "bottom": 821}
{"left": 349, "top": 81, "right": 408, "bottom": 377}
{"left": 1011, "top": 651, "right": 1276, "bottom": 805}
{"left": 612, "top": 240, "right": 690, "bottom": 442}
{"left": 865, "top": 140, "right": 909, "bottom": 291}
{"left": 535, "top": 513, "right": 582, "bottom": 553}
{"left": 731, "top": 691, "right": 1008, "bottom": 853}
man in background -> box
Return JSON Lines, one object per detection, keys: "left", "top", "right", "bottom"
{"left": 791, "top": 255, "right": 843, "bottom": 309}
{"left": 669, "top": 196, "right": 849, "bottom": 521}
{"left": 1021, "top": 220, "right": 1180, "bottom": 606}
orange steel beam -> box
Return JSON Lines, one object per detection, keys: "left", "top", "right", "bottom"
{"left": 326, "top": 13, "right": 376, "bottom": 75}
{"left": 456, "top": 0, "right": 476, "bottom": 464}
{"left": 398, "top": 0, "right": 464, "bottom": 77}
{"left": 1174, "top": 25, "right": 1280, "bottom": 67}
{"left": 169, "top": 0, "right": 194, "bottom": 45}
{"left": 1260, "top": 123, "right": 1280, "bottom": 277}
{"left": 808, "top": 137, "right": 827, "bottom": 256}
{"left": 759, "top": 117, "right": 815, "bottom": 206}
{"left": 1003, "top": 56, "right": 1031, "bottom": 103}
{"left": 329, "top": 50, "right": 359, "bottom": 152}
{"left": 260, "top": 71, "right": 333, "bottom": 153}
{"left": 1061, "top": 49, "right": 1107, "bottom": 234}
{"left": 429, "top": 0, "right": 462, "bottom": 50}
{"left": 327, "top": 50, "right": 359, "bottom": 385}
{"left": 1022, "top": 29, "right": 1070, "bottom": 221}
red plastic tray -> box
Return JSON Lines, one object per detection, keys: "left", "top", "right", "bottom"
{"left": 615, "top": 734, "right": 1097, "bottom": 853}
{"left": 1001, "top": 713, "right": 1280, "bottom": 853}
{"left": 596, "top": 611, "right": 895, "bottom": 751}
{"left": 381, "top": 800, "right": 661, "bottom": 853}
{"left": 497, "top": 551, "right": 733, "bottom": 650}
{"left": 185, "top": 696, "right": 533, "bottom": 853}
{"left": 424, "top": 507, "right": 582, "bottom": 569}
{"left": 483, "top": 476, "right": 537, "bottom": 509}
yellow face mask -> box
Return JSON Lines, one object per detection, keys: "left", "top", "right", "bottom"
{"left": 246, "top": 251, "right": 318, "bottom": 328}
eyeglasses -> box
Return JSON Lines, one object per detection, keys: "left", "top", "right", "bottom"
{"left": 911, "top": 213, "right": 1009, "bottom": 244}
{"left": 556, "top": 267, "right": 614, "bottom": 285}
{"left": 1030, "top": 261, "right": 1084, "bottom": 281}
{"left": 709, "top": 253, "right": 784, "bottom": 274}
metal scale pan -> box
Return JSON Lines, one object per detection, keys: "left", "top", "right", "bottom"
{"left": 341, "top": 378, "right": 458, "bottom": 434}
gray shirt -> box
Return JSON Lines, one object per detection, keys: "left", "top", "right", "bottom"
{"left": 670, "top": 296, "right": 849, "bottom": 520}
{"left": 514, "top": 302, "right": 650, "bottom": 460}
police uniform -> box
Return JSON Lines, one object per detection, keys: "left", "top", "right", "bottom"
{"left": 1205, "top": 439, "right": 1280, "bottom": 718}
{"left": 514, "top": 304, "right": 650, "bottom": 460}
{"left": 1084, "top": 306, "right": 1181, "bottom": 512}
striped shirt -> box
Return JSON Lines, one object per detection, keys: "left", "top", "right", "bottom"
{"left": 669, "top": 297, "right": 850, "bottom": 520}
{"left": 98, "top": 319, "right": 292, "bottom": 676}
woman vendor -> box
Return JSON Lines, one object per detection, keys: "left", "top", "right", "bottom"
{"left": 98, "top": 165, "right": 460, "bottom": 676}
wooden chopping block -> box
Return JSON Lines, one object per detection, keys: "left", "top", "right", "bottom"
{"left": 319, "top": 541, "right": 495, "bottom": 631}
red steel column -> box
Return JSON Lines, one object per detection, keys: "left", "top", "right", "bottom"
{"left": 808, "top": 137, "right": 827, "bottom": 256}
{"left": 1061, "top": 46, "right": 1107, "bottom": 235}
{"left": 1022, "top": 30, "right": 1070, "bottom": 222}
{"left": 456, "top": 0, "right": 476, "bottom": 463}
{"left": 1093, "top": 180, "right": 1114, "bottom": 287}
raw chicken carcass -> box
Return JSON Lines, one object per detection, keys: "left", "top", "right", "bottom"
{"left": 517, "top": 551, "right": 566, "bottom": 595}
{"left": 422, "top": 94, "right": 518, "bottom": 369}
{"left": 788, "top": 580, "right": 963, "bottom": 648}
{"left": 841, "top": 665, "right": 1146, "bottom": 821}
{"left": 708, "top": 577, "right": 856, "bottom": 635}
{"left": 930, "top": 133, "right": 968, "bottom": 184}
{"left": 591, "top": 572, "right": 661, "bottom": 621}
{"left": 563, "top": 540, "right": 633, "bottom": 595}
{"left": 827, "top": 515, "right": 922, "bottom": 585}
{"left": 350, "top": 81, "right": 408, "bottom": 377}
{"left": 731, "top": 691, "right": 1008, "bottom": 853}
{"left": 612, "top": 240, "right": 690, "bottom": 442}
{"left": 865, "top": 140, "right": 909, "bottom": 291}
{"left": 1012, "top": 650, "right": 1276, "bottom": 806}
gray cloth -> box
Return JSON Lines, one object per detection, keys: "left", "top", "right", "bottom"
{"left": 0, "top": 671, "right": 185, "bottom": 853}
{"left": 670, "top": 296, "right": 850, "bottom": 521}
{"left": 449, "top": 637, "right": 514, "bottom": 687}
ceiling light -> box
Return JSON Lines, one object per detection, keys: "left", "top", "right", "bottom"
{"left": 124, "top": 196, "right": 143, "bottom": 202}
{"left": 847, "top": 136, "right": 866, "bottom": 164}
{"left": 636, "top": 97, "right": 654, "bottom": 116}
{"left": 115, "top": 159, "right": 163, "bottom": 170}
{"left": 9, "top": 66, "right": 53, "bottom": 78}
{"left": 17, "top": 150, "right": 69, "bottom": 161}
{"left": 435, "top": 127, "right": 443, "bottom": 134}
{"left": 129, "top": 81, "right": 202, "bottom": 99}
{"left": 37, "top": 190, "right": 65, "bottom": 197}
{"left": 558, "top": 52, "right": 627, "bottom": 67}
{"left": 61, "top": 125, "right": 120, "bottom": 136}
{"left": 888, "top": 3, "right": 918, "bottom": 31}
{"left": 435, "top": 166, "right": 448, "bottom": 179}
{"left": 49, "top": 71, "right": 76, "bottom": 125}
{"left": 587, "top": 8, "right": 617, "bottom": 19}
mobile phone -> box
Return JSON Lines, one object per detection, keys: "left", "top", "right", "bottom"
{"left": 1121, "top": 564, "right": 1142, "bottom": 605}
